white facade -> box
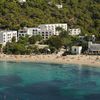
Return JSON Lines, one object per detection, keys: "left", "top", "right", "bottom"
{"left": 18, "top": 27, "right": 35, "bottom": 37}
{"left": 37, "top": 30, "right": 53, "bottom": 40}
{"left": 69, "top": 28, "right": 81, "bottom": 35}
{"left": 18, "top": 0, "right": 26, "bottom": 3}
{"left": 72, "top": 46, "right": 82, "bottom": 55}
{"left": 37, "top": 24, "right": 68, "bottom": 39}
{"left": 0, "top": 31, "right": 17, "bottom": 46}
{"left": 55, "top": 4, "right": 63, "bottom": 9}
{"left": 18, "top": 24, "right": 68, "bottom": 39}
{"left": 88, "top": 42, "right": 100, "bottom": 52}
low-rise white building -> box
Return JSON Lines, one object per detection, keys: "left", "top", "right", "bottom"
{"left": 71, "top": 46, "right": 82, "bottom": 55}
{"left": 55, "top": 4, "right": 63, "bottom": 9}
{"left": 0, "top": 30, "right": 17, "bottom": 46}
{"left": 88, "top": 42, "right": 100, "bottom": 52}
{"left": 18, "top": 0, "right": 26, "bottom": 3}
{"left": 69, "top": 28, "right": 81, "bottom": 36}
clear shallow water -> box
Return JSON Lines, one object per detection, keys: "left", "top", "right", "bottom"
{"left": 0, "top": 62, "right": 100, "bottom": 100}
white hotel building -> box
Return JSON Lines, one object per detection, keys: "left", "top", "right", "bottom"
{"left": 68, "top": 28, "right": 81, "bottom": 36}
{"left": 18, "top": 24, "right": 68, "bottom": 39}
{"left": 0, "top": 31, "right": 17, "bottom": 46}
{"left": 18, "top": 24, "right": 81, "bottom": 39}
{"left": 37, "top": 24, "right": 68, "bottom": 39}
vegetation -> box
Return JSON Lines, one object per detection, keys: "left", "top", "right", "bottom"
{"left": 3, "top": 35, "right": 42, "bottom": 55}
{"left": 0, "top": 44, "right": 2, "bottom": 52}
{"left": 0, "top": 0, "right": 100, "bottom": 54}
{"left": 2, "top": 28, "right": 98, "bottom": 55}
{"left": 0, "top": 0, "right": 99, "bottom": 37}
{"left": 29, "top": 35, "right": 42, "bottom": 44}
{"left": 46, "top": 36, "right": 63, "bottom": 49}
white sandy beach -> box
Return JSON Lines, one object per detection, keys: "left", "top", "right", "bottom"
{"left": 0, "top": 54, "right": 100, "bottom": 67}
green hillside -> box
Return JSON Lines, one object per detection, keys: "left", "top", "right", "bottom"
{"left": 0, "top": 0, "right": 100, "bottom": 36}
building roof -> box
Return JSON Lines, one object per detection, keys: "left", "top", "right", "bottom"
{"left": 72, "top": 46, "right": 82, "bottom": 48}
{"left": 39, "top": 23, "right": 67, "bottom": 26}
{"left": 0, "top": 30, "right": 17, "bottom": 33}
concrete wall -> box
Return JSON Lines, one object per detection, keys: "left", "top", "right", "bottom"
{"left": 72, "top": 46, "right": 82, "bottom": 54}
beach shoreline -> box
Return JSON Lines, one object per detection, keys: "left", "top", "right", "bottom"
{"left": 0, "top": 54, "right": 100, "bottom": 67}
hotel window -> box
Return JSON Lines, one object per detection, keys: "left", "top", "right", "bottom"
{"left": 48, "top": 26, "right": 50, "bottom": 29}
{"left": 51, "top": 26, "right": 53, "bottom": 29}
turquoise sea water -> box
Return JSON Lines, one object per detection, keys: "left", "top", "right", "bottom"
{"left": 0, "top": 61, "right": 100, "bottom": 100}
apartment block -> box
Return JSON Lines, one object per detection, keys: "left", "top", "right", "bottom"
{"left": 0, "top": 31, "right": 17, "bottom": 45}
{"left": 68, "top": 28, "right": 81, "bottom": 36}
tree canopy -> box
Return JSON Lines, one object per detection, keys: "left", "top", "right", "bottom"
{"left": 0, "top": 0, "right": 99, "bottom": 37}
